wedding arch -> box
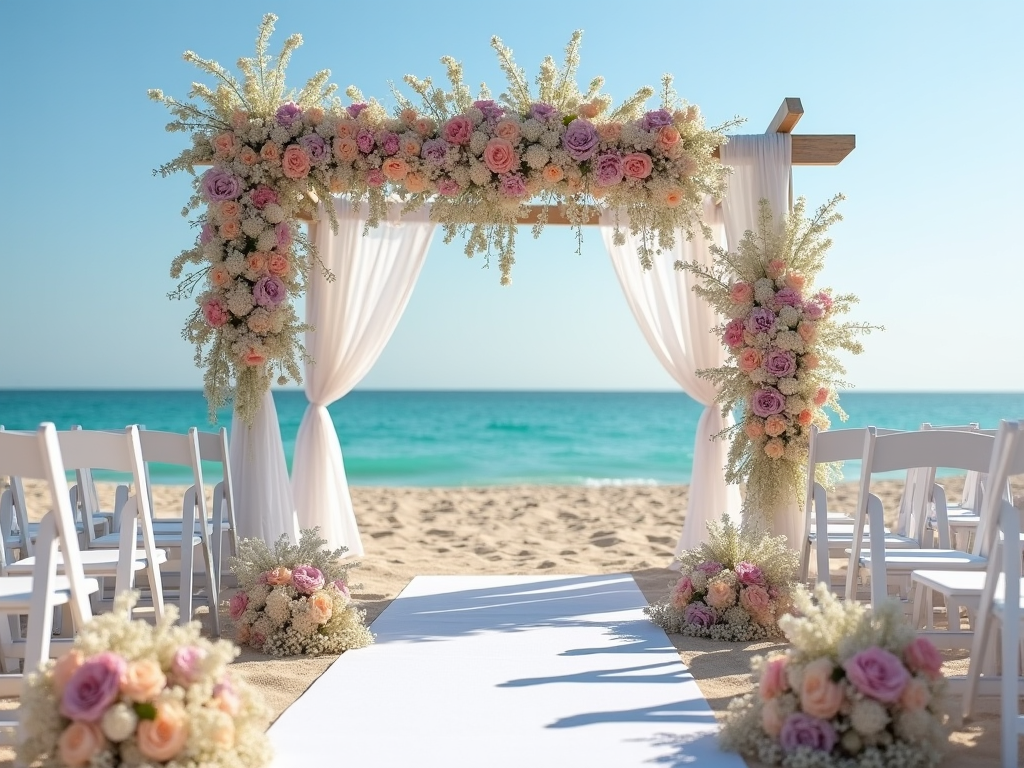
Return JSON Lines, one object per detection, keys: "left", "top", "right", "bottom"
{"left": 152, "top": 16, "right": 856, "bottom": 556}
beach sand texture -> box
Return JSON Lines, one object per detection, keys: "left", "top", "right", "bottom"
{"left": 4, "top": 476, "right": 1022, "bottom": 766}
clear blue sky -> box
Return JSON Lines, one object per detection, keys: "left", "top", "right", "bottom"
{"left": 1, "top": 1, "right": 1021, "bottom": 392}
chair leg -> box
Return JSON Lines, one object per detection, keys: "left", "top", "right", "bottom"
{"left": 0, "top": 613, "right": 19, "bottom": 673}
{"left": 800, "top": 539, "right": 811, "bottom": 584}
{"left": 912, "top": 583, "right": 927, "bottom": 629}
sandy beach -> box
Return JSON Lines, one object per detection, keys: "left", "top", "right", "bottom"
{"left": 4, "top": 476, "right": 1021, "bottom": 766}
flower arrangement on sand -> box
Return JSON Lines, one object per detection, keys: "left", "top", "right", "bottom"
{"left": 645, "top": 514, "right": 798, "bottom": 641}
{"left": 18, "top": 593, "right": 271, "bottom": 768}
{"left": 151, "top": 15, "right": 739, "bottom": 424}
{"left": 678, "top": 195, "right": 880, "bottom": 523}
{"left": 719, "top": 584, "right": 947, "bottom": 768}
{"left": 228, "top": 527, "right": 373, "bottom": 657}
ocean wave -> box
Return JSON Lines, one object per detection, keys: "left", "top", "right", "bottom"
{"left": 582, "top": 477, "right": 661, "bottom": 487}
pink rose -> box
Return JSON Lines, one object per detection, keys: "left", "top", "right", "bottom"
{"left": 622, "top": 152, "right": 653, "bottom": 179}
{"left": 844, "top": 647, "right": 911, "bottom": 702}
{"left": 762, "top": 699, "right": 785, "bottom": 736}
{"left": 656, "top": 125, "right": 681, "bottom": 151}
{"left": 437, "top": 179, "right": 461, "bottom": 197}
{"left": 483, "top": 137, "right": 517, "bottom": 174}
{"left": 737, "top": 347, "right": 762, "bottom": 373}
{"left": 291, "top": 565, "right": 325, "bottom": 595}
{"left": 803, "top": 301, "right": 825, "bottom": 320}
{"left": 239, "top": 146, "right": 259, "bottom": 165}
{"left": 211, "top": 131, "right": 236, "bottom": 157}
{"left": 774, "top": 287, "right": 802, "bottom": 307}
{"left": 597, "top": 122, "right": 623, "bottom": 142}
{"left": 171, "top": 645, "right": 207, "bottom": 685}
{"left": 730, "top": 282, "right": 754, "bottom": 303}
{"left": 260, "top": 142, "right": 281, "bottom": 164}
{"left": 815, "top": 291, "right": 834, "bottom": 311}
{"left": 202, "top": 297, "right": 230, "bottom": 328}
{"left": 904, "top": 637, "right": 943, "bottom": 680}
{"left": 494, "top": 119, "right": 521, "bottom": 142}
{"left": 723, "top": 318, "right": 746, "bottom": 348}
{"left": 759, "top": 656, "right": 789, "bottom": 700}
{"left": 366, "top": 168, "right": 385, "bottom": 187}
{"left": 250, "top": 185, "right": 279, "bottom": 209}
{"left": 229, "top": 591, "right": 248, "bottom": 621}
{"left": 281, "top": 145, "right": 311, "bottom": 179}
{"left": 136, "top": 700, "right": 188, "bottom": 762}
{"left": 766, "top": 259, "right": 786, "bottom": 279}
{"left": 120, "top": 659, "right": 166, "bottom": 703}
{"left": 332, "top": 580, "right": 351, "bottom": 600}
{"left": 671, "top": 576, "right": 694, "bottom": 610}
{"left": 735, "top": 562, "right": 766, "bottom": 586}
{"left": 740, "top": 583, "right": 772, "bottom": 613}
{"left": 443, "top": 115, "right": 474, "bottom": 145}
{"left": 52, "top": 650, "right": 85, "bottom": 698}
{"left": 706, "top": 580, "right": 737, "bottom": 609}
{"left": 276, "top": 222, "right": 293, "bottom": 249}
{"left": 695, "top": 561, "right": 724, "bottom": 576}
{"left": 813, "top": 387, "right": 829, "bottom": 406}
{"left": 593, "top": 152, "right": 624, "bottom": 186}
{"left": 800, "top": 657, "right": 844, "bottom": 719}
{"left": 798, "top": 410, "right": 814, "bottom": 427}
{"left": 219, "top": 219, "right": 241, "bottom": 240}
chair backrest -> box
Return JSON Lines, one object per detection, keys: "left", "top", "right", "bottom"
{"left": 136, "top": 428, "right": 207, "bottom": 523}
{"left": 0, "top": 424, "right": 93, "bottom": 628}
{"left": 195, "top": 428, "right": 235, "bottom": 530}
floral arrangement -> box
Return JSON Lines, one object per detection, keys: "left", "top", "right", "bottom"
{"left": 719, "top": 585, "right": 948, "bottom": 768}
{"left": 227, "top": 527, "right": 373, "bottom": 657}
{"left": 18, "top": 594, "right": 271, "bottom": 768}
{"left": 151, "top": 15, "right": 738, "bottom": 423}
{"left": 678, "top": 195, "right": 880, "bottom": 522}
{"left": 645, "top": 514, "right": 798, "bottom": 641}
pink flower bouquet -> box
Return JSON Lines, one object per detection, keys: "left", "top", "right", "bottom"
{"left": 228, "top": 528, "right": 373, "bottom": 657}
{"left": 18, "top": 593, "right": 271, "bottom": 768}
{"left": 646, "top": 515, "right": 798, "bottom": 642}
{"left": 719, "top": 585, "right": 947, "bottom": 767}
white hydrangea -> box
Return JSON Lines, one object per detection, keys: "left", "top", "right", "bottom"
{"left": 724, "top": 606, "right": 750, "bottom": 625}
{"left": 785, "top": 396, "right": 808, "bottom": 414}
{"left": 469, "top": 131, "right": 488, "bottom": 156}
{"left": 778, "top": 377, "right": 800, "bottom": 395}
{"left": 451, "top": 166, "right": 471, "bottom": 188}
{"left": 521, "top": 119, "right": 544, "bottom": 141}
{"left": 247, "top": 583, "right": 270, "bottom": 611}
{"left": 690, "top": 572, "right": 708, "bottom": 592}
{"left": 270, "top": 126, "right": 290, "bottom": 144}
{"left": 202, "top": 242, "right": 223, "bottom": 260}
{"left": 465, "top": 107, "right": 484, "bottom": 125}
{"left": 469, "top": 162, "right": 492, "bottom": 186}
{"left": 778, "top": 305, "right": 800, "bottom": 328}
{"left": 241, "top": 217, "right": 265, "bottom": 239}
{"left": 894, "top": 709, "right": 931, "bottom": 742}
{"left": 775, "top": 331, "right": 804, "bottom": 352}
{"left": 100, "top": 702, "right": 138, "bottom": 742}
{"left": 850, "top": 698, "right": 889, "bottom": 736}
{"left": 748, "top": 369, "right": 769, "bottom": 384}
{"left": 256, "top": 230, "right": 278, "bottom": 252}
{"left": 224, "top": 254, "right": 245, "bottom": 277}
{"left": 524, "top": 145, "right": 550, "bottom": 169}
{"left": 264, "top": 588, "right": 292, "bottom": 627}
{"left": 620, "top": 123, "right": 644, "bottom": 148}
{"left": 262, "top": 203, "right": 285, "bottom": 224}
{"left": 539, "top": 130, "right": 561, "bottom": 149}
{"left": 754, "top": 278, "right": 775, "bottom": 304}
{"left": 227, "top": 289, "right": 254, "bottom": 318}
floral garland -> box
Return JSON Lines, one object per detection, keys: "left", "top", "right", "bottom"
{"left": 678, "top": 195, "right": 880, "bottom": 523}
{"left": 18, "top": 593, "right": 272, "bottom": 768}
{"left": 151, "top": 15, "right": 738, "bottom": 424}
{"left": 645, "top": 514, "right": 798, "bottom": 641}
{"left": 719, "top": 585, "right": 947, "bottom": 768}
{"left": 227, "top": 527, "right": 373, "bottom": 657}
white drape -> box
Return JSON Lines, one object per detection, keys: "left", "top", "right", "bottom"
{"left": 230, "top": 390, "right": 299, "bottom": 543}
{"left": 599, "top": 199, "right": 742, "bottom": 556}
{"left": 720, "top": 133, "right": 799, "bottom": 547}
{"left": 290, "top": 198, "right": 435, "bottom": 555}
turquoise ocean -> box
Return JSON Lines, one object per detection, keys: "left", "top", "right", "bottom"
{"left": 1, "top": 390, "right": 1021, "bottom": 486}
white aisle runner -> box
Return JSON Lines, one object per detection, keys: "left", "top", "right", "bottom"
{"left": 268, "top": 574, "right": 747, "bottom": 767}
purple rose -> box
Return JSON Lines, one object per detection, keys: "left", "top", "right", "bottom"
{"left": 843, "top": 647, "right": 910, "bottom": 703}
{"left": 774, "top": 287, "right": 802, "bottom": 307}
{"left": 473, "top": 99, "right": 505, "bottom": 122}
{"left": 253, "top": 275, "right": 286, "bottom": 308}
{"left": 779, "top": 713, "right": 838, "bottom": 754}
{"left": 332, "top": 579, "right": 351, "bottom": 600}
{"left": 437, "top": 178, "right": 461, "bottom": 197}
{"left": 250, "top": 185, "right": 279, "bottom": 210}
{"left": 695, "top": 561, "right": 724, "bottom": 576}
{"left": 347, "top": 103, "right": 367, "bottom": 119}
{"left": 529, "top": 102, "right": 559, "bottom": 121}
{"left": 229, "top": 591, "right": 248, "bottom": 620}
{"left": 499, "top": 172, "right": 527, "bottom": 198}
{"left": 199, "top": 223, "right": 215, "bottom": 244}
{"left": 380, "top": 131, "right": 400, "bottom": 156}
{"left": 734, "top": 562, "right": 766, "bottom": 586}
{"left": 275, "top": 102, "right": 303, "bottom": 127}
{"left": 593, "top": 152, "right": 624, "bottom": 186}
{"left": 276, "top": 222, "right": 293, "bottom": 249}
{"left": 562, "top": 119, "right": 599, "bottom": 161}
{"left": 291, "top": 565, "right": 326, "bottom": 595}
{"left": 683, "top": 602, "right": 717, "bottom": 628}
{"left": 356, "top": 129, "right": 375, "bottom": 154}
{"left": 745, "top": 307, "right": 777, "bottom": 335}
{"left": 764, "top": 349, "right": 797, "bottom": 378}
{"left": 201, "top": 168, "right": 242, "bottom": 202}
{"left": 421, "top": 138, "right": 450, "bottom": 165}
{"left": 641, "top": 109, "right": 674, "bottom": 132}
{"left": 299, "top": 133, "right": 328, "bottom": 163}
{"left": 171, "top": 645, "right": 207, "bottom": 684}
{"left": 751, "top": 388, "right": 786, "bottom": 417}
{"left": 60, "top": 652, "right": 126, "bottom": 722}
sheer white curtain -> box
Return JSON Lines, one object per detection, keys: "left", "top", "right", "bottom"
{"left": 599, "top": 198, "right": 742, "bottom": 556}
{"left": 290, "top": 198, "right": 435, "bottom": 555}
{"left": 720, "top": 133, "right": 798, "bottom": 546}
{"left": 230, "top": 390, "right": 299, "bottom": 543}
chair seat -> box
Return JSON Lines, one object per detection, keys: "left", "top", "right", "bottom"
{"left": 911, "top": 569, "right": 989, "bottom": 596}
{"left": 150, "top": 519, "right": 230, "bottom": 533}
{"left": 4, "top": 548, "right": 168, "bottom": 577}
{"left": 812, "top": 531, "right": 915, "bottom": 547}
{"left": 0, "top": 575, "right": 100, "bottom": 610}
{"left": 859, "top": 549, "right": 987, "bottom": 570}
{"left": 90, "top": 531, "right": 202, "bottom": 549}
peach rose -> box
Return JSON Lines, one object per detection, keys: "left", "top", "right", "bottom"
{"left": 246, "top": 252, "right": 268, "bottom": 273}
{"left": 578, "top": 102, "right": 600, "bottom": 119}
{"left": 401, "top": 137, "right": 422, "bottom": 157}
{"left": 268, "top": 253, "right": 290, "bottom": 276}
{"left": 762, "top": 698, "right": 785, "bottom": 737}
{"left": 259, "top": 142, "right": 281, "bottom": 163}
{"left": 741, "top": 584, "right": 772, "bottom": 617}
{"left": 404, "top": 172, "right": 429, "bottom": 194}
{"left": 53, "top": 650, "right": 86, "bottom": 697}
{"left": 656, "top": 126, "right": 681, "bottom": 151}
{"left": 764, "top": 438, "right": 785, "bottom": 459}
{"left": 136, "top": 700, "right": 189, "bottom": 763}
{"left": 333, "top": 137, "right": 359, "bottom": 163}
{"left": 219, "top": 220, "right": 241, "bottom": 240}
{"left": 622, "top": 152, "right": 653, "bottom": 179}
{"left": 798, "top": 409, "right": 814, "bottom": 427}
{"left": 219, "top": 200, "right": 241, "bottom": 219}
{"left": 494, "top": 119, "right": 521, "bottom": 142}
{"left": 766, "top": 259, "right": 786, "bottom": 279}
{"left": 759, "top": 656, "right": 789, "bottom": 700}
{"left": 797, "top": 320, "right": 817, "bottom": 343}
{"left": 803, "top": 353, "right": 820, "bottom": 370}
{"left": 58, "top": 721, "right": 107, "bottom": 768}
{"left": 305, "top": 106, "right": 325, "bottom": 125}
{"left": 662, "top": 188, "right": 684, "bottom": 207}
{"left": 120, "top": 659, "right": 166, "bottom": 702}
{"left": 765, "top": 414, "right": 787, "bottom": 437}
{"left": 706, "top": 580, "right": 737, "bottom": 609}
{"left": 243, "top": 348, "right": 266, "bottom": 366}
{"left": 336, "top": 120, "right": 357, "bottom": 139}
{"left": 737, "top": 347, "right": 762, "bottom": 373}
{"left": 542, "top": 164, "right": 564, "bottom": 184}
{"left": 814, "top": 387, "right": 829, "bottom": 406}
{"left": 282, "top": 145, "right": 311, "bottom": 179}
{"left": 329, "top": 174, "right": 350, "bottom": 194}
{"left": 730, "top": 281, "right": 754, "bottom": 304}
{"left": 239, "top": 146, "right": 259, "bottom": 166}
{"left": 745, "top": 419, "right": 765, "bottom": 439}
{"left": 413, "top": 117, "right": 436, "bottom": 137}
{"left": 899, "top": 677, "right": 931, "bottom": 711}
{"left": 308, "top": 591, "right": 334, "bottom": 624}
{"left": 211, "top": 131, "right": 236, "bottom": 157}
{"left": 267, "top": 566, "right": 292, "bottom": 586}
{"left": 801, "top": 657, "right": 845, "bottom": 719}
{"left": 212, "top": 718, "right": 235, "bottom": 749}
{"left": 785, "top": 272, "right": 806, "bottom": 291}
{"left": 210, "top": 265, "right": 232, "bottom": 288}
{"left": 483, "top": 137, "right": 517, "bottom": 174}
{"left": 399, "top": 107, "right": 418, "bottom": 125}
{"left": 596, "top": 122, "right": 622, "bottom": 142}
{"left": 381, "top": 157, "right": 409, "bottom": 181}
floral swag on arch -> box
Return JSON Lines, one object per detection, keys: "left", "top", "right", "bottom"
{"left": 151, "top": 14, "right": 741, "bottom": 424}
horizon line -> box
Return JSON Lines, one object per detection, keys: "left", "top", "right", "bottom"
{"left": 2, "top": 387, "right": 1023, "bottom": 396}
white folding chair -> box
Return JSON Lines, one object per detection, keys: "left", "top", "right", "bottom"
{"left": 197, "top": 427, "right": 238, "bottom": 591}
{"left": 0, "top": 424, "right": 99, "bottom": 745}
{"left": 845, "top": 427, "right": 997, "bottom": 608}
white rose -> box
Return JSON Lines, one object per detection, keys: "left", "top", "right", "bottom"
{"left": 101, "top": 702, "right": 138, "bottom": 742}
{"left": 850, "top": 699, "right": 889, "bottom": 736}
